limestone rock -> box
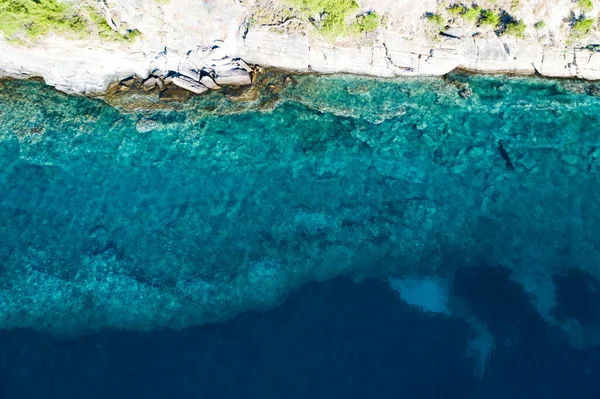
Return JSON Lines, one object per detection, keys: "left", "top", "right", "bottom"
{"left": 178, "top": 65, "right": 201, "bottom": 81}
{"left": 172, "top": 75, "right": 209, "bottom": 94}
{"left": 142, "top": 76, "right": 157, "bottom": 91}
{"left": 200, "top": 75, "right": 221, "bottom": 90}
{"left": 214, "top": 68, "right": 251, "bottom": 86}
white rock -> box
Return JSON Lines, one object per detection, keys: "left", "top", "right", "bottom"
{"left": 213, "top": 68, "right": 251, "bottom": 86}
{"left": 199, "top": 75, "right": 221, "bottom": 90}
{"left": 172, "top": 76, "right": 209, "bottom": 94}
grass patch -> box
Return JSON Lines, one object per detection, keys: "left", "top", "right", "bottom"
{"left": 534, "top": 20, "right": 546, "bottom": 30}
{"left": 503, "top": 19, "right": 526, "bottom": 37}
{"left": 351, "top": 11, "right": 380, "bottom": 33}
{"left": 479, "top": 9, "right": 500, "bottom": 28}
{"left": 580, "top": 0, "right": 594, "bottom": 13}
{"left": 426, "top": 12, "right": 447, "bottom": 29}
{"left": 284, "top": 0, "right": 359, "bottom": 38}
{"left": 0, "top": 0, "right": 87, "bottom": 39}
{"left": 462, "top": 6, "right": 481, "bottom": 23}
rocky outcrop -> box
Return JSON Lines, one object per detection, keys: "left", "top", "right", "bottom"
{"left": 1, "top": 0, "right": 599, "bottom": 96}
{"left": 237, "top": 27, "right": 600, "bottom": 80}
{"left": 151, "top": 45, "right": 253, "bottom": 95}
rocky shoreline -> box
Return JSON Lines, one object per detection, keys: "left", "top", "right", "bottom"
{"left": 2, "top": 38, "right": 600, "bottom": 100}
{"left": 1, "top": 0, "right": 600, "bottom": 97}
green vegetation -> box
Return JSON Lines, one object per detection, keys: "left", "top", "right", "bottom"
{"left": 351, "top": 12, "right": 380, "bottom": 33}
{"left": 448, "top": 4, "right": 465, "bottom": 16}
{"left": 479, "top": 9, "right": 500, "bottom": 28}
{"left": 0, "top": 0, "right": 143, "bottom": 42}
{"left": 579, "top": 0, "right": 594, "bottom": 13}
{"left": 504, "top": 19, "right": 526, "bottom": 37}
{"left": 284, "top": 0, "right": 360, "bottom": 38}
{"left": 0, "top": 0, "right": 86, "bottom": 39}
{"left": 426, "top": 13, "right": 447, "bottom": 29}
{"left": 462, "top": 6, "right": 482, "bottom": 23}
{"left": 571, "top": 16, "right": 596, "bottom": 39}
{"left": 534, "top": 20, "right": 547, "bottom": 30}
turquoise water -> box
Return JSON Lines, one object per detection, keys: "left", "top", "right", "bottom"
{"left": 1, "top": 74, "right": 600, "bottom": 337}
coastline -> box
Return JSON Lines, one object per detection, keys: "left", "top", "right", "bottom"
{"left": 2, "top": 0, "right": 600, "bottom": 97}
{"left": 2, "top": 35, "right": 599, "bottom": 99}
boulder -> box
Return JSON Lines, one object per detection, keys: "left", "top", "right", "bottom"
{"left": 214, "top": 68, "right": 251, "bottom": 86}
{"left": 232, "top": 58, "right": 252, "bottom": 72}
{"left": 200, "top": 75, "right": 221, "bottom": 90}
{"left": 172, "top": 75, "right": 209, "bottom": 94}
{"left": 120, "top": 76, "right": 135, "bottom": 88}
{"left": 155, "top": 77, "right": 164, "bottom": 91}
{"left": 178, "top": 65, "right": 201, "bottom": 81}
{"left": 142, "top": 76, "right": 157, "bottom": 91}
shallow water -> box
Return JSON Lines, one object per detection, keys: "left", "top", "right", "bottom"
{"left": 1, "top": 74, "right": 600, "bottom": 395}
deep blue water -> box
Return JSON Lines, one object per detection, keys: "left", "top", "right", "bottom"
{"left": 1, "top": 274, "right": 600, "bottom": 398}
{"left": 2, "top": 74, "right": 600, "bottom": 397}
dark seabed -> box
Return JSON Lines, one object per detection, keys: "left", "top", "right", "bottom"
{"left": 1, "top": 276, "right": 600, "bottom": 398}
{"left": 1, "top": 74, "right": 600, "bottom": 397}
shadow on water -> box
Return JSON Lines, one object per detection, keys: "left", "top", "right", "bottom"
{"left": 0, "top": 272, "right": 600, "bottom": 399}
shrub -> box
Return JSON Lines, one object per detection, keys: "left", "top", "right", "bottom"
{"left": 479, "top": 9, "right": 500, "bottom": 27}
{"left": 351, "top": 12, "right": 380, "bottom": 33}
{"left": 504, "top": 20, "right": 526, "bottom": 37}
{"left": 571, "top": 17, "right": 595, "bottom": 38}
{"left": 534, "top": 20, "right": 547, "bottom": 30}
{"left": 448, "top": 4, "right": 465, "bottom": 16}
{"left": 122, "top": 29, "right": 142, "bottom": 42}
{"left": 426, "top": 12, "right": 447, "bottom": 29}
{"left": 580, "top": 0, "right": 594, "bottom": 13}
{"left": 284, "top": 0, "right": 359, "bottom": 38}
{"left": 462, "top": 6, "right": 481, "bottom": 23}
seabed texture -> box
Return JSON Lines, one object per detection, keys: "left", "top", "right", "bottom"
{"left": 1, "top": 74, "right": 600, "bottom": 346}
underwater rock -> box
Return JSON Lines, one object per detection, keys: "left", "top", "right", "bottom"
{"left": 158, "top": 87, "right": 192, "bottom": 101}
{"left": 225, "top": 85, "right": 259, "bottom": 102}
{"left": 135, "top": 118, "right": 159, "bottom": 133}
{"left": 458, "top": 88, "right": 473, "bottom": 99}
